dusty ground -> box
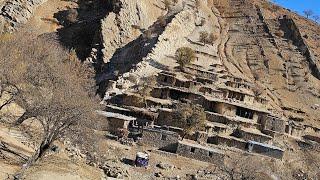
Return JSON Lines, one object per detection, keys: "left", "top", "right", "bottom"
{"left": 24, "top": 0, "right": 77, "bottom": 35}
{"left": 24, "top": 154, "right": 104, "bottom": 180}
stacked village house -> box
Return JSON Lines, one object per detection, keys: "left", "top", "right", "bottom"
{"left": 96, "top": 63, "right": 306, "bottom": 163}
{"left": 95, "top": 0, "right": 320, "bottom": 164}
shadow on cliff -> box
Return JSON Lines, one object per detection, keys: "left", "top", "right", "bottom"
{"left": 96, "top": 12, "right": 179, "bottom": 97}
{"left": 53, "top": 0, "right": 112, "bottom": 60}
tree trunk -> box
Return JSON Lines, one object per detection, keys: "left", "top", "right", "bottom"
{"left": 181, "top": 133, "right": 186, "bottom": 140}
{"left": 14, "top": 112, "right": 32, "bottom": 126}
{"left": 143, "top": 97, "right": 147, "bottom": 108}
{"left": 14, "top": 140, "right": 51, "bottom": 179}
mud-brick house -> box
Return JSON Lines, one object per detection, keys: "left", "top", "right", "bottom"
{"left": 97, "top": 111, "right": 136, "bottom": 133}
{"left": 176, "top": 140, "right": 225, "bottom": 164}
{"left": 203, "top": 97, "right": 269, "bottom": 123}
{"left": 223, "top": 76, "right": 252, "bottom": 89}
{"left": 157, "top": 71, "right": 177, "bottom": 86}
{"left": 247, "top": 141, "right": 284, "bottom": 159}
{"left": 285, "top": 120, "right": 304, "bottom": 138}
{"left": 140, "top": 127, "right": 180, "bottom": 153}
{"left": 260, "top": 115, "right": 286, "bottom": 136}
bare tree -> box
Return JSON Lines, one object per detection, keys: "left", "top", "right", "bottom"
{"left": 303, "top": 9, "right": 314, "bottom": 19}
{"left": 313, "top": 15, "right": 320, "bottom": 23}
{"left": 0, "top": 34, "right": 101, "bottom": 178}
{"left": 172, "top": 102, "right": 206, "bottom": 139}
{"left": 0, "top": 34, "right": 25, "bottom": 112}
{"left": 213, "top": 156, "right": 274, "bottom": 180}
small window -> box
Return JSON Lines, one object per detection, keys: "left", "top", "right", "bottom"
{"left": 191, "top": 147, "right": 196, "bottom": 153}
{"left": 209, "top": 152, "right": 213, "bottom": 157}
{"left": 163, "top": 77, "right": 168, "bottom": 83}
{"left": 161, "top": 134, "right": 167, "bottom": 140}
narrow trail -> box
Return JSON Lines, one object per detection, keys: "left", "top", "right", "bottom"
{"left": 215, "top": 10, "right": 233, "bottom": 77}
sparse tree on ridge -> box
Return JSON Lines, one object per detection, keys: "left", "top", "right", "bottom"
{"left": 303, "top": 9, "right": 314, "bottom": 18}
{"left": 313, "top": 15, "right": 320, "bottom": 23}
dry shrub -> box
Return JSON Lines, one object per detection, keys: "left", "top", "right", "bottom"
{"left": 208, "top": 32, "right": 218, "bottom": 45}
{"left": 199, "top": 31, "right": 209, "bottom": 45}
{"left": 0, "top": 32, "right": 101, "bottom": 175}
{"left": 143, "top": 29, "right": 152, "bottom": 39}
{"left": 175, "top": 47, "right": 196, "bottom": 69}
{"left": 66, "top": 9, "right": 78, "bottom": 24}
{"left": 172, "top": 102, "right": 206, "bottom": 139}
{"left": 158, "top": 16, "right": 167, "bottom": 27}
{"left": 275, "top": 30, "right": 284, "bottom": 37}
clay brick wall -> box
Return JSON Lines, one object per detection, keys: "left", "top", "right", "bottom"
{"left": 176, "top": 142, "right": 224, "bottom": 164}
{"left": 141, "top": 128, "right": 179, "bottom": 153}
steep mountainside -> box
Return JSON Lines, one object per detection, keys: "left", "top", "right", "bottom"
{"left": 97, "top": 0, "right": 320, "bottom": 129}
{"left": 1, "top": 0, "right": 320, "bottom": 179}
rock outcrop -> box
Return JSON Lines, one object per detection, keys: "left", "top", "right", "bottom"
{"left": 0, "top": 0, "right": 46, "bottom": 33}
{"left": 101, "top": 0, "right": 164, "bottom": 64}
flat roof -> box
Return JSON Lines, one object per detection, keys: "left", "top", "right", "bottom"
{"left": 143, "top": 127, "right": 178, "bottom": 135}
{"left": 217, "top": 85, "right": 255, "bottom": 97}
{"left": 241, "top": 127, "right": 273, "bottom": 138}
{"left": 96, "top": 111, "right": 136, "bottom": 121}
{"left": 216, "top": 135, "right": 247, "bottom": 143}
{"left": 206, "top": 121, "right": 229, "bottom": 129}
{"left": 248, "top": 141, "right": 284, "bottom": 151}
{"left": 204, "top": 95, "right": 269, "bottom": 113}
{"left": 158, "top": 108, "right": 173, "bottom": 112}
{"left": 106, "top": 105, "right": 131, "bottom": 112}
{"left": 179, "top": 140, "right": 224, "bottom": 154}
{"left": 156, "top": 86, "right": 269, "bottom": 113}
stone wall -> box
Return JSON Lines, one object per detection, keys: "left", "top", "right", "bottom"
{"left": 215, "top": 103, "right": 236, "bottom": 117}
{"left": 207, "top": 135, "right": 247, "bottom": 150}
{"left": 233, "top": 129, "right": 272, "bottom": 144}
{"left": 156, "top": 108, "right": 173, "bottom": 126}
{"left": 247, "top": 141, "right": 284, "bottom": 159}
{"left": 176, "top": 141, "right": 224, "bottom": 165}
{"left": 260, "top": 115, "right": 286, "bottom": 134}
{"left": 141, "top": 128, "right": 179, "bottom": 153}
{"left": 104, "top": 117, "right": 130, "bottom": 133}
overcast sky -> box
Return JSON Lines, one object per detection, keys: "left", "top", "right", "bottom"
{"left": 273, "top": 0, "right": 320, "bottom": 17}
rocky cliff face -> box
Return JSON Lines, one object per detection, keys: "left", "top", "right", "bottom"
{"left": 96, "top": 0, "right": 320, "bottom": 129}
{"left": 0, "top": 0, "right": 46, "bottom": 33}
